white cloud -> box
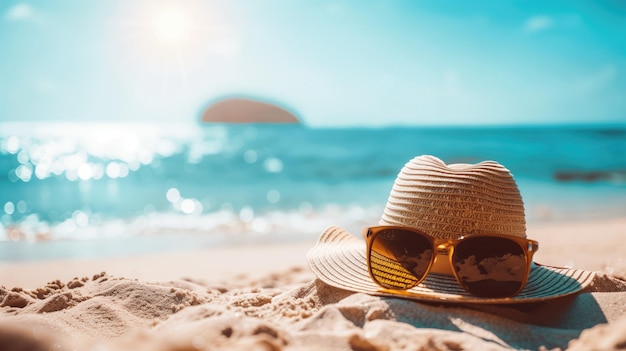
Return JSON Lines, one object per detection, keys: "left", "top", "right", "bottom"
{"left": 5, "top": 3, "right": 33, "bottom": 21}
{"left": 523, "top": 15, "right": 554, "bottom": 33}
{"left": 522, "top": 14, "right": 582, "bottom": 34}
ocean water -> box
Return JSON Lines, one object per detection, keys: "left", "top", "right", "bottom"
{"left": 1, "top": 122, "right": 625, "bottom": 262}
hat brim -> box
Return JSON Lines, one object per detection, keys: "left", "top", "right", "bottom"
{"left": 307, "top": 226, "right": 596, "bottom": 304}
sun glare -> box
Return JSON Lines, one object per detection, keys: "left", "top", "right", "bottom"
{"left": 152, "top": 8, "right": 191, "bottom": 45}
{"left": 112, "top": 3, "right": 239, "bottom": 92}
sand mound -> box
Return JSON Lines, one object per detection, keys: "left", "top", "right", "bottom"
{"left": 1, "top": 268, "right": 626, "bottom": 350}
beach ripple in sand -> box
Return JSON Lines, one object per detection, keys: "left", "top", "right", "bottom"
{"left": 0, "top": 269, "right": 625, "bottom": 351}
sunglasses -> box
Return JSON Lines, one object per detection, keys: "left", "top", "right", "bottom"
{"left": 363, "top": 226, "right": 539, "bottom": 298}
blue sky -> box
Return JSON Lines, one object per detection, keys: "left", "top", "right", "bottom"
{"left": 1, "top": 0, "right": 625, "bottom": 126}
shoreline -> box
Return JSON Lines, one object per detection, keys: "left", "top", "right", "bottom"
{"left": 1, "top": 216, "right": 625, "bottom": 289}
{"left": 0, "top": 240, "right": 315, "bottom": 290}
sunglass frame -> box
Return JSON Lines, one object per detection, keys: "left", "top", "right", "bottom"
{"left": 363, "top": 225, "right": 539, "bottom": 298}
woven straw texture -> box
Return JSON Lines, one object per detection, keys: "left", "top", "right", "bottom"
{"left": 307, "top": 226, "right": 595, "bottom": 304}
{"left": 381, "top": 155, "right": 527, "bottom": 239}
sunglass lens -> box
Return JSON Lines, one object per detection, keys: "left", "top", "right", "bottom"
{"left": 452, "top": 237, "right": 527, "bottom": 298}
{"left": 369, "top": 228, "right": 433, "bottom": 289}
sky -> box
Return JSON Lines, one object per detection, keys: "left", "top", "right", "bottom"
{"left": 1, "top": 0, "right": 625, "bottom": 127}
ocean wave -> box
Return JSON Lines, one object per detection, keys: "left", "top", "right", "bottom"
{"left": 1, "top": 122, "right": 625, "bottom": 261}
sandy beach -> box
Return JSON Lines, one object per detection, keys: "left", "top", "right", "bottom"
{"left": 3, "top": 0, "right": 625, "bottom": 349}
{"left": 1, "top": 217, "right": 625, "bottom": 350}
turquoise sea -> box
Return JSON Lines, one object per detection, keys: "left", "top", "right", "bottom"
{"left": 1, "top": 122, "right": 625, "bottom": 262}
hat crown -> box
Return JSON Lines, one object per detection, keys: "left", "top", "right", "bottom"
{"left": 380, "top": 155, "right": 526, "bottom": 239}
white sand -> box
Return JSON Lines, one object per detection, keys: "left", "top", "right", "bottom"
{"left": 1, "top": 217, "right": 625, "bottom": 350}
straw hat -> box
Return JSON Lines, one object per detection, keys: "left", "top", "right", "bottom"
{"left": 307, "top": 155, "right": 595, "bottom": 304}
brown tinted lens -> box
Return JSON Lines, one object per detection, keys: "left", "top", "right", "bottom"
{"left": 452, "top": 236, "right": 527, "bottom": 298}
{"left": 369, "top": 228, "right": 433, "bottom": 289}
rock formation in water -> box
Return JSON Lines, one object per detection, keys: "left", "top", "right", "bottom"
{"left": 201, "top": 97, "right": 300, "bottom": 124}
